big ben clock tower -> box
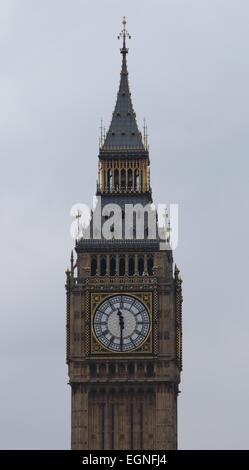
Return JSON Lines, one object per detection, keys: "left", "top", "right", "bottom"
{"left": 66, "top": 18, "right": 183, "bottom": 450}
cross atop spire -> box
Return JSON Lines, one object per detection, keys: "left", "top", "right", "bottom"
{"left": 118, "top": 16, "right": 131, "bottom": 53}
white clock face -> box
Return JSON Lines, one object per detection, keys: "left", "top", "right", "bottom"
{"left": 93, "top": 295, "right": 150, "bottom": 352}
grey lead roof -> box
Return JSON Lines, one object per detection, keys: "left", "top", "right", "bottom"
{"left": 100, "top": 42, "right": 146, "bottom": 153}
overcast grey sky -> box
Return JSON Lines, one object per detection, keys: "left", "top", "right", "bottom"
{"left": 0, "top": 0, "right": 249, "bottom": 449}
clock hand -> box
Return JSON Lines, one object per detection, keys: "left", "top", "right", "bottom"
{"left": 117, "top": 309, "right": 124, "bottom": 351}
{"left": 117, "top": 310, "right": 124, "bottom": 329}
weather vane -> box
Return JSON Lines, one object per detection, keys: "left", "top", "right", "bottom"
{"left": 118, "top": 16, "right": 131, "bottom": 50}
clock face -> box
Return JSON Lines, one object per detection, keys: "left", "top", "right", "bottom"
{"left": 93, "top": 295, "right": 150, "bottom": 352}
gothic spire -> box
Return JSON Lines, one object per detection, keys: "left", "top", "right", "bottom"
{"left": 100, "top": 17, "right": 146, "bottom": 154}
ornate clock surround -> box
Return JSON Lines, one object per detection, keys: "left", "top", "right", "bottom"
{"left": 89, "top": 291, "right": 155, "bottom": 356}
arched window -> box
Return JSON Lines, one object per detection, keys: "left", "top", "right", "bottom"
{"left": 128, "top": 257, "right": 135, "bottom": 276}
{"left": 121, "top": 169, "right": 126, "bottom": 190}
{"left": 107, "top": 169, "right": 112, "bottom": 191}
{"left": 90, "top": 363, "right": 97, "bottom": 377}
{"left": 119, "top": 257, "right": 125, "bottom": 276}
{"left": 91, "top": 256, "right": 97, "bottom": 276}
{"left": 128, "top": 363, "right": 134, "bottom": 375}
{"left": 147, "top": 256, "right": 153, "bottom": 276}
{"left": 100, "top": 256, "right": 106, "bottom": 276}
{"left": 110, "top": 256, "right": 116, "bottom": 276}
{"left": 135, "top": 169, "right": 140, "bottom": 190}
{"left": 109, "top": 363, "right": 115, "bottom": 376}
{"left": 103, "top": 170, "right": 106, "bottom": 191}
{"left": 138, "top": 257, "right": 144, "bottom": 276}
{"left": 147, "top": 363, "right": 154, "bottom": 377}
{"left": 114, "top": 169, "right": 119, "bottom": 191}
{"left": 128, "top": 169, "right": 132, "bottom": 190}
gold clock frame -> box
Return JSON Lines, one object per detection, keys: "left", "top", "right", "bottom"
{"left": 90, "top": 292, "right": 153, "bottom": 355}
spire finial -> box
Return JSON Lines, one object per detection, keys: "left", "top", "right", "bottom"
{"left": 118, "top": 16, "right": 131, "bottom": 53}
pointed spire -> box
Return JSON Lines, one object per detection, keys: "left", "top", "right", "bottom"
{"left": 100, "top": 17, "right": 146, "bottom": 155}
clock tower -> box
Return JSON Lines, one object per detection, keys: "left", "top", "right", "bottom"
{"left": 66, "top": 18, "right": 183, "bottom": 450}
